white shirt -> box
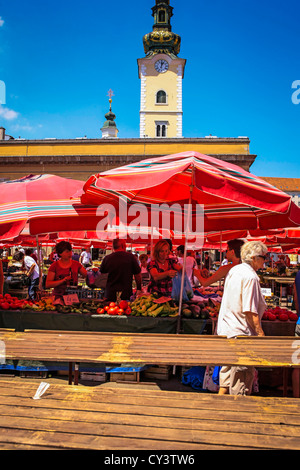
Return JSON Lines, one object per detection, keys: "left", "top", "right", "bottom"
{"left": 80, "top": 251, "right": 92, "bottom": 264}
{"left": 24, "top": 256, "right": 40, "bottom": 281}
{"left": 177, "top": 256, "right": 197, "bottom": 284}
{"left": 217, "top": 263, "right": 266, "bottom": 338}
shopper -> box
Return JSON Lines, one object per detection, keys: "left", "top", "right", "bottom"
{"left": 79, "top": 248, "right": 92, "bottom": 268}
{"left": 14, "top": 250, "right": 40, "bottom": 300}
{"left": 46, "top": 241, "right": 87, "bottom": 299}
{"left": 1, "top": 248, "right": 9, "bottom": 272}
{"left": 139, "top": 253, "right": 150, "bottom": 286}
{"left": 216, "top": 240, "right": 267, "bottom": 396}
{"left": 276, "top": 255, "right": 287, "bottom": 275}
{"left": 147, "top": 240, "right": 182, "bottom": 297}
{"left": 193, "top": 239, "right": 244, "bottom": 287}
{"left": 100, "top": 239, "right": 142, "bottom": 301}
{"left": 203, "top": 252, "right": 212, "bottom": 271}
{"left": 176, "top": 245, "right": 197, "bottom": 286}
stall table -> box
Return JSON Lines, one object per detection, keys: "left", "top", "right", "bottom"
{"left": 0, "top": 378, "right": 300, "bottom": 450}
{"left": 263, "top": 276, "right": 295, "bottom": 305}
{"left": 0, "top": 309, "right": 211, "bottom": 335}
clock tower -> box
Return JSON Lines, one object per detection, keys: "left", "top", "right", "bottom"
{"left": 138, "top": 0, "right": 186, "bottom": 138}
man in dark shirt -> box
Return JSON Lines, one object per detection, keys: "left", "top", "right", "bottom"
{"left": 100, "top": 239, "right": 142, "bottom": 301}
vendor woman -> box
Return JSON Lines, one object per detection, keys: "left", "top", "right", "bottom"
{"left": 147, "top": 240, "right": 182, "bottom": 297}
{"left": 45, "top": 241, "right": 87, "bottom": 299}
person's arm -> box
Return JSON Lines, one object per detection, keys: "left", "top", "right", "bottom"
{"left": 150, "top": 267, "right": 177, "bottom": 282}
{"left": 79, "top": 264, "right": 87, "bottom": 278}
{"left": 26, "top": 263, "right": 36, "bottom": 277}
{"left": 245, "top": 311, "right": 265, "bottom": 336}
{"left": 294, "top": 281, "right": 299, "bottom": 314}
{"left": 173, "top": 262, "right": 182, "bottom": 272}
{"left": 45, "top": 270, "right": 71, "bottom": 289}
{"left": 134, "top": 272, "right": 142, "bottom": 291}
{"left": 193, "top": 264, "right": 232, "bottom": 287}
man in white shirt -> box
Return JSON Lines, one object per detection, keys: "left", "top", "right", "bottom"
{"left": 79, "top": 248, "right": 92, "bottom": 268}
{"left": 217, "top": 241, "right": 267, "bottom": 396}
{"left": 15, "top": 250, "right": 40, "bottom": 300}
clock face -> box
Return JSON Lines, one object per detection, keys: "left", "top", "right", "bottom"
{"left": 155, "top": 59, "right": 169, "bottom": 73}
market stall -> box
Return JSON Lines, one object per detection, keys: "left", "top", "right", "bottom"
{"left": 1, "top": 155, "right": 300, "bottom": 390}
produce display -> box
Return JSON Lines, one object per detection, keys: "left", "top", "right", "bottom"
{"left": 262, "top": 306, "right": 298, "bottom": 322}
{"left": 1, "top": 281, "right": 298, "bottom": 325}
{"left": 129, "top": 295, "right": 179, "bottom": 317}
{"left": 0, "top": 294, "right": 56, "bottom": 311}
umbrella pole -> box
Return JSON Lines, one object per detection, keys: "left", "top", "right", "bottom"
{"left": 36, "top": 235, "right": 43, "bottom": 292}
{"left": 219, "top": 231, "right": 222, "bottom": 288}
{"left": 176, "top": 173, "right": 194, "bottom": 334}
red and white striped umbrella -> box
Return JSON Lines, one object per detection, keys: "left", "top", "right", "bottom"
{"left": 81, "top": 151, "right": 300, "bottom": 235}
{"left": 0, "top": 174, "right": 101, "bottom": 240}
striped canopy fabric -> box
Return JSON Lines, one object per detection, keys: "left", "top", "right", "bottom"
{"left": 0, "top": 174, "right": 100, "bottom": 240}
{"left": 81, "top": 151, "right": 300, "bottom": 234}
{"left": 0, "top": 175, "right": 174, "bottom": 243}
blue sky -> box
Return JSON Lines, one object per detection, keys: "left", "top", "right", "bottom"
{"left": 0, "top": 0, "right": 299, "bottom": 178}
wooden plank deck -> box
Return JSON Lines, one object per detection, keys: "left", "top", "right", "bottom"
{"left": 0, "top": 378, "right": 299, "bottom": 450}
{"left": 0, "top": 329, "right": 299, "bottom": 368}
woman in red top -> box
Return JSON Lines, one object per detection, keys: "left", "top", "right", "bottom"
{"left": 46, "top": 241, "right": 87, "bottom": 298}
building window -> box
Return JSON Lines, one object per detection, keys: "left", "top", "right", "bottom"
{"left": 158, "top": 10, "right": 166, "bottom": 23}
{"left": 156, "top": 122, "right": 168, "bottom": 137}
{"left": 156, "top": 90, "right": 167, "bottom": 104}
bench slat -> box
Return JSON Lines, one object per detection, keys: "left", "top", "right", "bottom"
{"left": 0, "top": 379, "right": 299, "bottom": 450}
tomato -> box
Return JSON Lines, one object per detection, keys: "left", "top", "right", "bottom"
{"left": 117, "top": 308, "right": 124, "bottom": 315}
{"left": 279, "top": 313, "right": 289, "bottom": 321}
{"left": 97, "top": 308, "right": 105, "bottom": 314}
{"left": 0, "top": 302, "right": 10, "bottom": 310}
{"left": 119, "top": 300, "right": 128, "bottom": 310}
{"left": 125, "top": 307, "right": 131, "bottom": 315}
{"left": 104, "top": 305, "right": 110, "bottom": 311}
{"left": 108, "top": 307, "right": 117, "bottom": 315}
{"left": 109, "top": 302, "right": 116, "bottom": 308}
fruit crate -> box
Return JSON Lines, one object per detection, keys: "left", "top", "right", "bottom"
{"left": 65, "top": 287, "right": 103, "bottom": 299}
{"left": 110, "top": 371, "right": 140, "bottom": 383}
{"left": 80, "top": 372, "right": 107, "bottom": 382}
{"left": 107, "top": 364, "right": 150, "bottom": 383}
{"left": 143, "top": 365, "right": 172, "bottom": 381}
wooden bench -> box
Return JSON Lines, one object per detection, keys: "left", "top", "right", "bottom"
{"left": 0, "top": 329, "right": 299, "bottom": 392}
{"left": 0, "top": 378, "right": 299, "bottom": 450}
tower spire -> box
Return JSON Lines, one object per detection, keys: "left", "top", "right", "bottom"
{"left": 143, "top": 0, "right": 181, "bottom": 57}
{"left": 101, "top": 90, "right": 119, "bottom": 139}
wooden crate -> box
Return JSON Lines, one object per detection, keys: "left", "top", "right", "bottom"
{"left": 109, "top": 371, "right": 140, "bottom": 383}
{"left": 80, "top": 372, "right": 107, "bottom": 383}
{"left": 144, "top": 365, "right": 172, "bottom": 381}
{"left": 20, "top": 371, "right": 47, "bottom": 379}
